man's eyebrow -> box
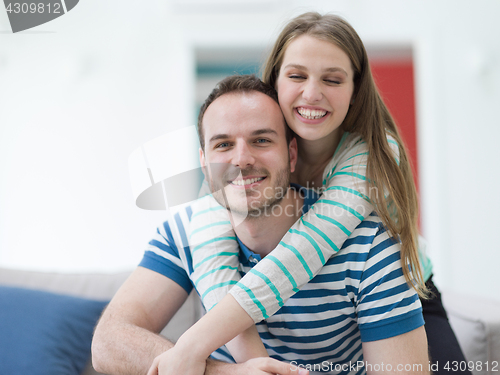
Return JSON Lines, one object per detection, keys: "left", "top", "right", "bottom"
{"left": 251, "top": 129, "right": 279, "bottom": 137}
{"left": 208, "top": 134, "right": 230, "bottom": 144}
{"left": 208, "top": 129, "right": 278, "bottom": 144}
{"left": 284, "top": 63, "right": 348, "bottom": 77}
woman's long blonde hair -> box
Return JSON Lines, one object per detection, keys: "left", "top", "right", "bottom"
{"left": 263, "top": 12, "right": 427, "bottom": 297}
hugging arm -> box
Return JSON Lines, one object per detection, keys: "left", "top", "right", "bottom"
{"left": 227, "top": 134, "right": 377, "bottom": 321}
{"left": 191, "top": 134, "right": 387, "bottom": 321}
{"left": 182, "top": 134, "right": 395, "bottom": 363}
{"left": 189, "top": 194, "right": 269, "bottom": 362}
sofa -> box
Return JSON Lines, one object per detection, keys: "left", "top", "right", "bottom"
{"left": 0, "top": 267, "right": 203, "bottom": 375}
{"left": 0, "top": 267, "right": 499, "bottom": 375}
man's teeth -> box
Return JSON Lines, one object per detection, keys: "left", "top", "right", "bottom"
{"left": 231, "top": 177, "right": 264, "bottom": 186}
{"left": 297, "top": 108, "right": 327, "bottom": 119}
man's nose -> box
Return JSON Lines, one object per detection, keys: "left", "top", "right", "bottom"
{"left": 302, "top": 80, "right": 323, "bottom": 103}
{"left": 232, "top": 142, "right": 255, "bottom": 168}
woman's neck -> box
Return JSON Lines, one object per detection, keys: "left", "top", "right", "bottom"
{"left": 291, "top": 131, "right": 343, "bottom": 188}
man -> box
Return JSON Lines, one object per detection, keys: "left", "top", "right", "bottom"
{"left": 92, "top": 75, "right": 429, "bottom": 375}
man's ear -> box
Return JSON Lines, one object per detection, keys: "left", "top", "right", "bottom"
{"left": 199, "top": 148, "right": 208, "bottom": 178}
{"left": 288, "top": 137, "right": 298, "bottom": 173}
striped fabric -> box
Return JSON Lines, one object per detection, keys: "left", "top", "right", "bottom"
{"left": 139, "top": 205, "right": 424, "bottom": 375}
{"left": 188, "top": 132, "right": 431, "bottom": 323}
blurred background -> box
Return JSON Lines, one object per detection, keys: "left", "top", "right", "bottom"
{"left": 1, "top": 0, "right": 499, "bottom": 300}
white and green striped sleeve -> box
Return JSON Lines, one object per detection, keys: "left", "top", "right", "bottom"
{"left": 228, "top": 133, "right": 401, "bottom": 322}
{"left": 188, "top": 187, "right": 242, "bottom": 313}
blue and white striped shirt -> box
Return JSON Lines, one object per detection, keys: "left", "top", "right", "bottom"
{"left": 139, "top": 187, "right": 424, "bottom": 375}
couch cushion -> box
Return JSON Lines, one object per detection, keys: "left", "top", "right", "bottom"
{"left": 0, "top": 286, "right": 108, "bottom": 375}
{"left": 442, "top": 290, "right": 500, "bottom": 375}
{"left": 0, "top": 267, "right": 131, "bottom": 300}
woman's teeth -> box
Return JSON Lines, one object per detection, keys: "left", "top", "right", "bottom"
{"left": 297, "top": 107, "right": 327, "bottom": 119}
{"left": 231, "top": 177, "right": 264, "bottom": 186}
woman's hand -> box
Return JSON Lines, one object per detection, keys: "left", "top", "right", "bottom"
{"left": 147, "top": 346, "right": 206, "bottom": 375}
{"left": 147, "top": 350, "right": 310, "bottom": 375}
{"left": 205, "top": 357, "right": 310, "bottom": 375}
{"left": 238, "top": 357, "right": 310, "bottom": 375}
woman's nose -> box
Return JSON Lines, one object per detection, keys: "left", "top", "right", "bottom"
{"left": 302, "top": 80, "right": 323, "bottom": 103}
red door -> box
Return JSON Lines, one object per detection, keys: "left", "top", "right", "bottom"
{"left": 371, "top": 59, "right": 419, "bottom": 194}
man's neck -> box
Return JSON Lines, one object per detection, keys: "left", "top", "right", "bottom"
{"left": 229, "top": 188, "right": 303, "bottom": 258}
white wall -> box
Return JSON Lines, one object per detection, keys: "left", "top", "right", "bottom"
{"left": 1, "top": 0, "right": 499, "bottom": 300}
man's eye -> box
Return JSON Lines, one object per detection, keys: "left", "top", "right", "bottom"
{"left": 215, "top": 142, "right": 230, "bottom": 149}
{"left": 255, "top": 139, "right": 270, "bottom": 144}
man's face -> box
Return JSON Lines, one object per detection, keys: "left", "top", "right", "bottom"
{"left": 200, "top": 91, "right": 297, "bottom": 218}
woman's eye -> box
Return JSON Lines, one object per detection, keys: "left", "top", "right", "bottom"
{"left": 324, "top": 78, "right": 341, "bottom": 85}
{"left": 289, "top": 74, "right": 305, "bottom": 80}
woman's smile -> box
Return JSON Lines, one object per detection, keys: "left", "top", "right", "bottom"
{"left": 295, "top": 106, "right": 330, "bottom": 123}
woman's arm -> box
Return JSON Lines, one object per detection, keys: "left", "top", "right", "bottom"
{"left": 184, "top": 133, "right": 399, "bottom": 361}
{"left": 189, "top": 191, "right": 269, "bottom": 362}
{"left": 228, "top": 133, "right": 384, "bottom": 322}
{"left": 147, "top": 295, "right": 289, "bottom": 375}
{"left": 189, "top": 194, "right": 242, "bottom": 313}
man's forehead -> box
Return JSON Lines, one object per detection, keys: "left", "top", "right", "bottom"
{"left": 203, "top": 91, "right": 284, "bottom": 137}
{"left": 208, "top": 90, "right": 279, "bottom": 113}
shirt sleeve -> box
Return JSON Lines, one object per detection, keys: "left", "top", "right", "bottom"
{"left": 354, "top": 221, "right": 424, "bottom": 342}
{"left": 139, "top": 219, "right": 194, "bottom": 294}
{"left": 188, "top": 185, "right": 242, "bottom": 312}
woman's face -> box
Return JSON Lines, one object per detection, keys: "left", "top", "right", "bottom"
{"left": 276, "top": 35, "right": 355, "bottom": 144}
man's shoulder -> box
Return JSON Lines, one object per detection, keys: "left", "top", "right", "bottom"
{"left": 155, "top": 206, "right": 194, "bottom": 243}
{"left": 139, "top": 204, "right": 196, "bottom": 294}
{"left": 330, "top": 212, "right": 399, "bottom": 263}
{"left": 344, "top": 212, "right": 388, "bottom": 243}
{"left": 149, "top": 196, "right": 227, "bottom": 254}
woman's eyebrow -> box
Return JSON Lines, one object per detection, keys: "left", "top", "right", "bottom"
{"left": 284, "top": 63, "right": 348, "bottom": 77}
{"left": 324, "top": 67, "right": 348, "bottom": 76}
{"left": 283, "top": 63, "right": 307, "bottom": 71}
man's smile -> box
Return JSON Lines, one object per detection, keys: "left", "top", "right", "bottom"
{"left": 229, "top": 176, "right": 266, "bottom": 187}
